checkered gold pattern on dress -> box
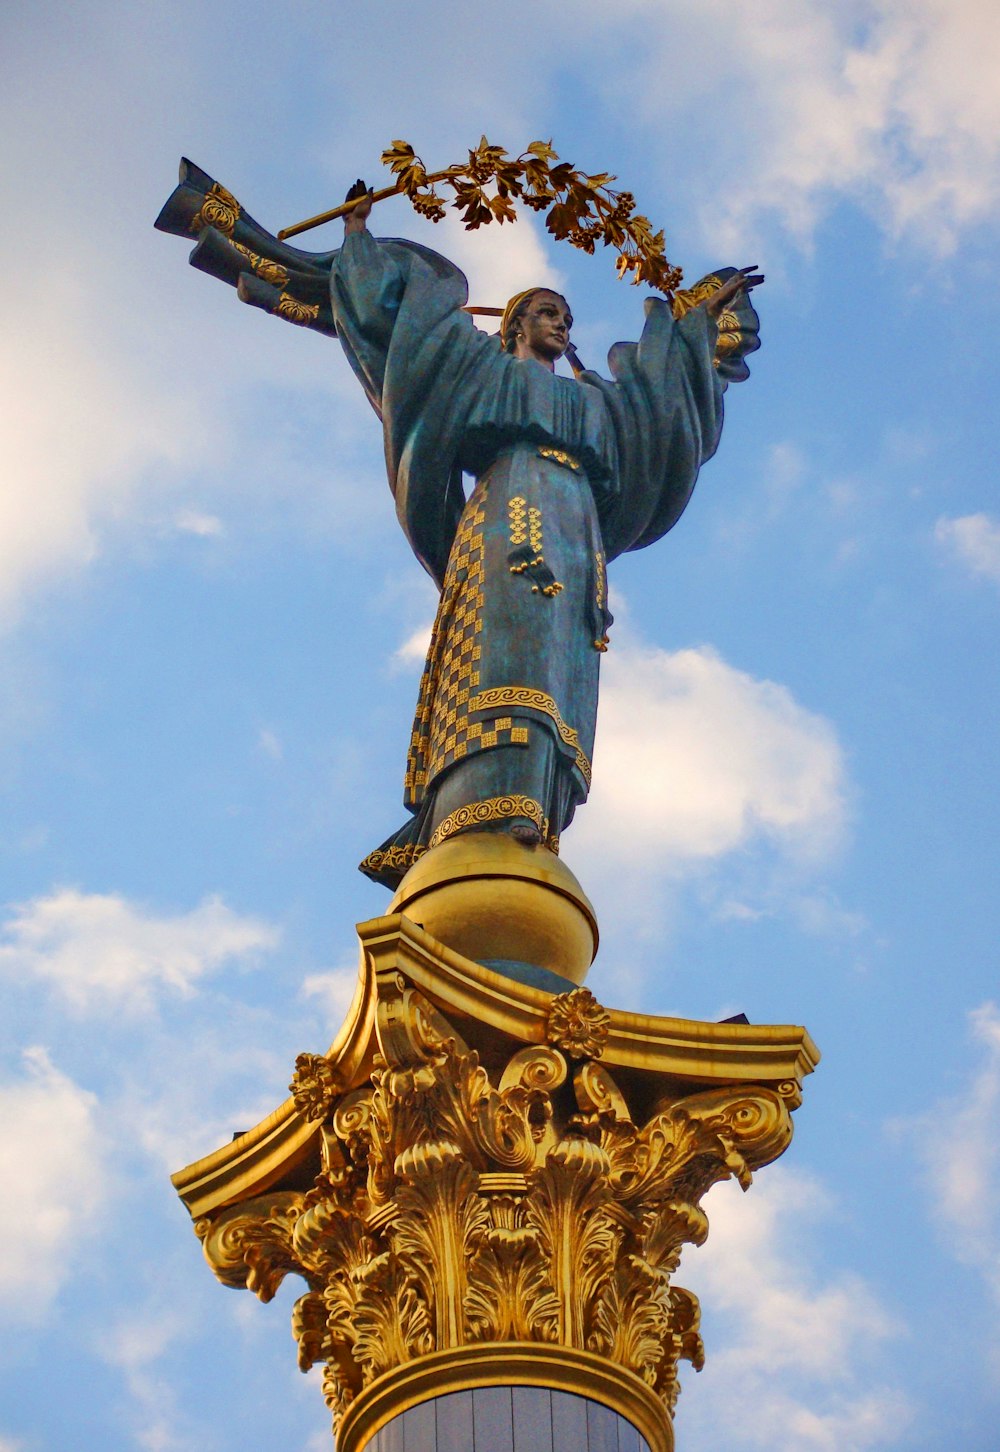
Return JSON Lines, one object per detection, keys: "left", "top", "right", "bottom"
{"left": 470, "top": 686, "right": 592, "bottom": 788}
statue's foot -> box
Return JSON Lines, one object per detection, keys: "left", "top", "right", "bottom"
{"left": 510, "top": 823, "right": 542, "bottom": 847}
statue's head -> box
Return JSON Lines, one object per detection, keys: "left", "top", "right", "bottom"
{"left": 501, "top": 288, "right": 573, "bottom": 364}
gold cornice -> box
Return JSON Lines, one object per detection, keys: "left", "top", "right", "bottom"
{"left": 336, "top": 1343, "right": 673, "bottom": 1452}
{"left": 176, "top": 925, "right": 817, "bottom": 1444}
{"left": 360, "top": 915, "right": 819, "bottom": 1101}
{"left": 172, "top": 915, "right": 817, "bottom": 1219}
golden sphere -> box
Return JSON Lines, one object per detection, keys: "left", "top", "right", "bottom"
{"left": 389, "top": 832, "right": 598, "bottom": 987}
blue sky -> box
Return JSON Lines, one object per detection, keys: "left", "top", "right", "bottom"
{"left": 2, "top": 2, "right": 999, "bottom": 1448}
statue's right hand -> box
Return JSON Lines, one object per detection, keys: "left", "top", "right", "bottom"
{"left": 344, "top": 179, "right": 373, "bottom": 232}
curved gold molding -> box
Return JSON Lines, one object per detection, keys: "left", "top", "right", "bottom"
{"left": 172, "top": 913, "right": 817, "bottom": 1221}
{"left": 360, "top": 914, "right": 819, "bottom": 1100}
{"left": 171, "top": 943, "right": 378, "bottom": 1217}
{"left": 336, "top": 1343, "right": 673, "bottom": 1452}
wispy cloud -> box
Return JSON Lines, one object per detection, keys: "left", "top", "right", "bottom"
{"left": 578, "top": 636, "right": 846, "bottom": 872}
{"left": 590, "top": 0, "right": 1000, "bottom": 254}
{"left": 173, "top": 509, "right": 224, "bottom": 538}
{"left": 393, "top": 623, "right": 434, "bottom": 667}
{"left": 907, "top": 1002, "right": 1000, "bottom": 1323}
{"left": 102, "top": 1307, "right": 189, "bottom": 1452}
{"left": 679, "top": 1168, "right": 911, "bottom": 1449}
{"left": 300, "top": 967, "right": 360, "bottom": 1027}
{"left": 0, "top": 889, "right": 279, "bottom": 1014}
{"left": 0, "top": 1048, "right": 105, "bottom": 1320}
{"left": 935, "top": 514, "right": 1000, "bottom": 586}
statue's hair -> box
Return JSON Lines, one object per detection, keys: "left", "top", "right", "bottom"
{"left": 501, "top": 287, "right": 566, "bottom": 353}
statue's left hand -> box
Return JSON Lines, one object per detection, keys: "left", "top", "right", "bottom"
{"left": 703, "top": 265, "right": 764, "bottom": 318}
{"left": 344, "top": 179, "right": 374, "bottom": 236}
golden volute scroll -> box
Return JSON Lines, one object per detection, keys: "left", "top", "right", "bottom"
{"left": 176, "top": 915, "right": 817, "bottom": 1448}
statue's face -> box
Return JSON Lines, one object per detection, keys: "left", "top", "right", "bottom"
{"left": 515, "top": 291, "right": 573, "bottom": 364}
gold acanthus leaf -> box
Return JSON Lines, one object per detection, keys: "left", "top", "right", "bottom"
{"left": 195, "top": 980, "right": 796, "bottom": 1438}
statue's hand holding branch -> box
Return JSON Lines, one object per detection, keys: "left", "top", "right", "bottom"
{"left": 343, "top": 179, "right": 374, "bottom": 236}
{"left": 703, "top": 265, "right": 764, "bottom": 318}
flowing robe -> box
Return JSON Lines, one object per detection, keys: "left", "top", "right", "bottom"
{"left": 328, "top": 232, "right": 759, "bottom": 886}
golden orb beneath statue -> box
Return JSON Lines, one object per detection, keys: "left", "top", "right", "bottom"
{"left": 389, "top": 832, "right": 598, "bottom": 987}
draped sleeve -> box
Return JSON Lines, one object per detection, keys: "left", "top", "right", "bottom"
{"left": 586, "top": 283, "right": 759, "bottom": 562}
{"left": 330, "top": 231, "right": 496, "bottom": 588}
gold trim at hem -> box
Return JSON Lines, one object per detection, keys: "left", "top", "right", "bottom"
{"left": 470, "top": 686, "right": 592, "bottom": 788}
{"left": 335, "top": 1343, "right": 672, "bottom": 1452}
{"left": 428, "top": 794, "right": 547, "bottom": 850}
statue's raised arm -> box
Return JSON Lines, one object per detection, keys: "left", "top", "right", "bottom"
{"left": 155, "top": 159, "right": 762, "bottom": 892}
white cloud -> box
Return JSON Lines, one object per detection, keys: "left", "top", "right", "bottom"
{"left": 394, "top": 623, "right": 433, "bottom": 666}
{"left": 679, "top": 1169, "right": 911, "bottom": 1449}
{"left": 0, "top": 1047, "right": 105, "bottom": 1319}
{"left": 103, "top": 1309, "right": 188, "bottom": 1452}
{"left": 173, "top": 509, "right": 224, "bottom": 537}
{"left": 909, "top": 1002, "right": 1000, "bottom": 1317}
{"left": 0, "top": 276, "right": 204, "bottom": 629}
{"left": 300, "top": 967, "right": 360, "bottom": 1027}
{"left": 935, "top": 514, "right": 1000, "bottom": 585}
{"left": 0, "top": 889, "right": 279, "bottom": 1014}
{"left": 580, "top": 0, "right": 1000, "bottom": 255}
{"left": 432, "top": 206, "right": 564, "bottom": 315}
{"left": 257, "top": 727, "right": 285, "bottom": 761}
{"left": 579, "top": 640, "right": 846, "bottom": 871}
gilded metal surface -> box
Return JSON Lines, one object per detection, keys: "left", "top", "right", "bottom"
{"left": 276, "top": 292, "right": 321, "bottom": 325}
{"left": 387, "top": 833, "right": 596, "bottom": 984}
{"left": 428, "top": 793, "right": 548, "bottom": 849}
{"left": 537, "top": 444, "right": 582, "bottom": 472}
{"left": 546, "top": 987, "right": 610, "bottom": 1060}
{"left": 470, "top": 686, "right": 592, "bottom": 788}
{"left": 335, "top": 1344, "right": 674, "bottom": 1452}
{"left": 230, "top": 240, "right": 290, "bottom": 287}
{"left": 359, "top": 842, "right": 426, "bottom": 881}
{"left": 188, "top": 180, "right": 241, "bottom": 237}
{"left": 672, "top": 276, "right": 744, "bottom": 367}
{"left": 669, "top": 275, "right": 723, "bottom": 318}
{"left": 193, "top": 963, "right": 797, "bottom": 1441}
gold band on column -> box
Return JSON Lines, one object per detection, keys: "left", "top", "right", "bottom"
{"left": 335, "top": 1343, "right": 673, "bottom": 1452}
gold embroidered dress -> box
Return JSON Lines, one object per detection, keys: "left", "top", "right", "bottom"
{"left": 152, "top": 163, "right": 758, "bottom": 887}
{"left": 328, "top": 231, "right": 759, "bottom": 886}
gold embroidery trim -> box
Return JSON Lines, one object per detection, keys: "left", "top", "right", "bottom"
{"left": 276, "top": 293, "right": 321, "bottom": 325}
{"left": 672, "top": 276, "right": 744, "bottom": 367}
{"left": 528, "top": 506, "right": 543, "bottom": 554}
{"left": 470, "top": 686, "right": 592, "bottom": 788}
{"left": 189, "top": 181, "right": 241, "bottom": 238}
{"left": 359, "top": 842, "right": 426, "bottom": 876}
{"left": 508, "top": 496, "right": 527, "bottom": 547}
{"left": 428, "top": 794, "right": 547, "bottom": 850}
{"left": 231, "top": 241, "right": 290, "bottom": 287}
{"left": 537, "top": 445, "right": 581, "bottom": 473}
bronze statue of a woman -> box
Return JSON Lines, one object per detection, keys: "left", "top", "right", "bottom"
{"left": 156, "top": 162, "right": 762, "bottom": 889}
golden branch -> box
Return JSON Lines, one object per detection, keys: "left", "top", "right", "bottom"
{"left": 278, "top": 137, "right": 683, "bottom": 295}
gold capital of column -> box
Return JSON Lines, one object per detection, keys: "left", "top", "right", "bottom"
{"left": 177, "top": 915, "right": 817, "bottom": 1449}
